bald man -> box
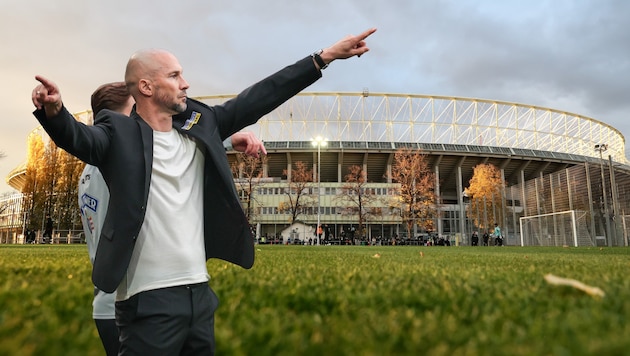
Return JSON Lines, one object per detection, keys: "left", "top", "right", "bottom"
{"left": 80, "top": 82, "right": 266, "bottom": 356}
{"left": 32, "top": 28, "right": 376, "bottom": 355}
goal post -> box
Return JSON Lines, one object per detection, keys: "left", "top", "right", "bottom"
{"left": 519, "top": 210, "right": 594, "bottom": 247}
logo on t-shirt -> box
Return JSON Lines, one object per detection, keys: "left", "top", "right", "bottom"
{"left": 80, "top": 173, "right": 91, "bottom": 185}
{"left": 80, "top": 193, "right": 98, "bottom": 213}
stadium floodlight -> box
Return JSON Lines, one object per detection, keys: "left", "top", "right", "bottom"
{"left": 595, "top": 143, "right": 612, "bottom": 247}
{"left": 311, "top": 136, "right": 327, "bottom": 245}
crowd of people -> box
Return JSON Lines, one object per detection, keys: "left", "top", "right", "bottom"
{"left": 470, "top": 224, "right": 505, "bottom": 246}
{"left": 256, "top": 229, "right": 508, "bottom": 247}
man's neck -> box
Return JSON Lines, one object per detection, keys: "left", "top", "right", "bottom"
{"left": 136, "top": 107, "right": 173, "bottom": 132}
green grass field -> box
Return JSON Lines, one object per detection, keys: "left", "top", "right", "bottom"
{"left": 1, "top": 245, "right": 628, "bottom": 355}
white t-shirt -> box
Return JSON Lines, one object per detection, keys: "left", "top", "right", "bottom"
{"left": 79, "top": 165, "right": 115, "bottom": 319}
{"left": 116, "top": 129, "right": 208, "bottom": 301}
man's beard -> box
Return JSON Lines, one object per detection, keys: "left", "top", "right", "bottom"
{"left": 171, "top": 101, "right": 187, "bottom": 113}
{"left": 156, "top": 90, "right": 187, "bottom": 114}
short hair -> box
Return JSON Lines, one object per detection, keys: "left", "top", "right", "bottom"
{"left": 90, "top": 82, "right": 131, "bottom": 117}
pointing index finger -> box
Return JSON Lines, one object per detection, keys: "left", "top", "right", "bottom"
{"left": 357, "top": 28, "right": 377, "bottom": 41}
{"left": 35, "top": 75, "right": 55, "bottom": 90}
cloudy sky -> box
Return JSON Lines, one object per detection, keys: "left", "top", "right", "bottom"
{"left": 1, "top": 0, "right": 629, "bottom": 194}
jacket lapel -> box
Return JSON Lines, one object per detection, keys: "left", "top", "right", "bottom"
{"left": 135, "top": 116, "right": 154, "bottom": 203}
{"left": 173, "top": 109, "right": 237, "bottom": 197}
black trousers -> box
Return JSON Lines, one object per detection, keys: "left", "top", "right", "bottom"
{"left": 115, "top": 283, "right": 219, "bottom": 356}
{"left": 94, "top": 318, "right": 120, "bottom": 356}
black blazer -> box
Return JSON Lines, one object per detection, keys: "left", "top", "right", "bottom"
{"left": 35, "top": 56, "right": 321, "bottom": 293}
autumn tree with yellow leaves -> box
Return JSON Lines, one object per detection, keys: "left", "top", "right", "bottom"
{"left": 22, "top": 134, "right": 46, "bottom": 231}
{"left": 464, "top": 163, "right": 505, "bottom": 231}
{"left": 21, "top": 133, "right": 84, "bottom": 233}
{"left": 279, "top": 161, "right": 314, "bottom": 224}
{"left": 55, "top": 146, "right": 85, "bottom": 230}
{"left": 390, "top": 148, "right": 437, "bottom": 238}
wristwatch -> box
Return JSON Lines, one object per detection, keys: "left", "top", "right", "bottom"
{"left": 311, "top": 49, "right": 328, "bottom": 70}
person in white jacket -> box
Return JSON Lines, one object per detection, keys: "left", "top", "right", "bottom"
{"left": 78, "top": 82, "right": 132, "bottom": 356}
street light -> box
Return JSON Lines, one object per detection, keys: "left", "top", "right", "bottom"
{"left": 595, "top": 143, "right": 612, "bottom": 247}
{"left": 311, "top": 136, "right": 328, "bottom": 245}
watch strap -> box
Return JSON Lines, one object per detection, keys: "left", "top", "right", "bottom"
{"left": 311, "top": 49, "right": 328, "bottom": 70}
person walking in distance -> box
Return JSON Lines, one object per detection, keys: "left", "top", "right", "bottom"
{"left": 471, "top": 231, "right": 479, "bottom": 246}
{"left": 494, "top": 223, "right": 503, "bottom": 246}
{"left": 32, "top": 28, "right": 376, "bottom": 354}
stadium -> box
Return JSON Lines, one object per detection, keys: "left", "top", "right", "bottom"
{"left": 3, "top": 92, "right": 630, "bottom": 247}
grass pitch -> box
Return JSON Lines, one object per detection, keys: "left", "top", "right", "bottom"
{"left": 1, "top": 245, "right": 628, "bottom": 355}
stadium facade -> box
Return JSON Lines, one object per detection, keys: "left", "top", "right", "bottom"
{"left": 3, "top": 93, "right": 630, "bottom": 246}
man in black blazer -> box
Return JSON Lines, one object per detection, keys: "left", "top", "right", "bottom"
{"left": 31, "top": 27, "right": 376, "bottom": 354}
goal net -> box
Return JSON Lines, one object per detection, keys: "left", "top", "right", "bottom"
{"left": 519, "top": 210, "right": 594, "bottom": 247}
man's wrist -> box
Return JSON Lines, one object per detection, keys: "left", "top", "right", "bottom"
{"left": 44, "top": 102, "right": 63, "bottom": 118}
{"left": 311, "top": 49, "right": 334, "bottom": 70}
{"left": 311, "top": 49, "right": 327, "bottom": 70}
{"left": 318, "top": 48, "right": 334, "bottom": 64}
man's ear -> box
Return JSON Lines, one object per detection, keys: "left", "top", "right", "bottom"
{"left": 138, "top": 79, "right": 152, "bottom": 96}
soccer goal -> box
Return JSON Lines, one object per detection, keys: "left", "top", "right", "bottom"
{"left": 519, "top": 210, "right": 594, "bottom": 247}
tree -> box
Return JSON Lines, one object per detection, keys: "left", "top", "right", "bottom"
{"left": 40, "top": 139, "right": 60, "bottom": 230}
{"left": 21, "top": 133, "right": 84, "bottom": 233}
{"left": 22, "top": 134, "right": 46, "bottom": 231}
{"left": 336, "top": 165, "right": 380, "bottom": 240}
{"left": 464, "top": 163, "right": 505, "bottom": 231}
{"left": 390, "top": 148, "right": 436, "bottom": 238}
{"left": 279, "top": 161, "right": 313, "bottom": 224}
{"left": 230, "top": 153, "right": 267, "bottom": 221}
{"left": 54, "top": 148, "right": 85, "bottom": 231}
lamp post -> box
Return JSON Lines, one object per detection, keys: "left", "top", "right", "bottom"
{"left": 311, "top": 136, "right": 327, "bottom": 245}
{"left": 595, "top": 144, "right": 612, "bottom": 247}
